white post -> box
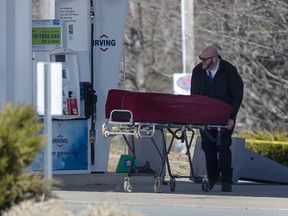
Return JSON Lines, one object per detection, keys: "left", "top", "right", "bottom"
{"left": 181, "top": 0, "right": 186, "bottom": 74}
{"left": 44, "top": 64, "right": 52, "bottom": 183}
{"left": 37, "top": 62, "right": 62, "bottom": 188}
{"left": 181, "top": 0, "right": 195, "bottom": 74}
{"left": 185, "top": 0, "right": 195, "bottom": 73}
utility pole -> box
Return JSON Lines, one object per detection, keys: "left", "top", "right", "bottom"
{"left": 181, "top": 0, "right": 194, "bottom": 74}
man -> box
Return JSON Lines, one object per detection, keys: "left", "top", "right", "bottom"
{"left": 190, "top": 46, "right": 244, "bottom": 192}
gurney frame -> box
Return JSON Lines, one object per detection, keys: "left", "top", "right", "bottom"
{"left": 102, "top": 109, "right": 228, "bottom": 193}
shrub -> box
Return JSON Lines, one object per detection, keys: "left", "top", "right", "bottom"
{"left": 2, "top": 199, "right": 73, "bottom": 216}
{"left": 237, "top": 128, "right": 288, "bottom": 167}
{"left": 0, "top": 104, "right": 48, "bottom": 212}
{"left": 3, "top": 200, "right": 143, "bottom": 216}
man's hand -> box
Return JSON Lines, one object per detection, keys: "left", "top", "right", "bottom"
{"left": 227, "top": 119, "right": 234, "bottom": 130}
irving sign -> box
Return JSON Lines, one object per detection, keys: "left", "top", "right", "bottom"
{"left": 93, "top": 34, "right": 116, "bottom": 52}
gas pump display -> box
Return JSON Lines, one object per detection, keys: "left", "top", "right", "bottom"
{"left": 50, "top": 48, "right": 81, "bottom": 119}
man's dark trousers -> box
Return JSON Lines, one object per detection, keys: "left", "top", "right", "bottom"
{"left": 200, "top": 127, "right": 234, "bottom": 184}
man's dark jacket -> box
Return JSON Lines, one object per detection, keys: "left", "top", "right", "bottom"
{"left": 190, "top": 57, "right": 244, "bottom": 121}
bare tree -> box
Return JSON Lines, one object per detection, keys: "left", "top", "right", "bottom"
{"left": 32, "top": 0, "right": 55, "bottom": 19}
{"left": 122, "top": 0, "right": 288, "bottom": 132}
{"left": 193, "top": 0, "right": 288, "bottom": 131}
{"left": 122, "top": 0, "right": 182, "bottom": 92}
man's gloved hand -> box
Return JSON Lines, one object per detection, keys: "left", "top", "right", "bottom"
{"left": 227, "top": 119, "right": 234, "bottom": 130}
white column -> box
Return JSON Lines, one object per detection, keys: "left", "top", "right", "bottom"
{"left": 0, "top": 1, "right": 8, "bottom": 105}
{"left": 92, "top": 0, "right": 128, "bottom": 172}
{"left": 0, "top": 0, "right": 32, "bottom": 106}
{"left": 14, "top": 0, "right": 32, "bottom": 104}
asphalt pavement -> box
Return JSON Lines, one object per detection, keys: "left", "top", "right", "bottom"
{"left": 53, "top": 173, "right": 288, "bottom": 215}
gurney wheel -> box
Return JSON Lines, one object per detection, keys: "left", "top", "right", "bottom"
{"left": 124, "top": 178, "right": 133, "bottom": 193}
{"left": 153, "top": 177, "right": 163, "bottom": 193}
{"left": 201, "top": 179, "right": 209, "bottom": 192}
{"left": 170, "top": 178, "right": 176, "bottom": 192}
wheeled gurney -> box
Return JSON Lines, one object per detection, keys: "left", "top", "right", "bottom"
{"left": 102, "top": 89, "right": 233, "bottom": 192}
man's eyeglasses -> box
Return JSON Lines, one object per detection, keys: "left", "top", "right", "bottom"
{"left": 199, "top": 56, "right": 215, "bottom": 62}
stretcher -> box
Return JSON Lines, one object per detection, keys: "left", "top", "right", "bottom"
{"left": 102, "top": 89, "right": 233, "bottom": 193}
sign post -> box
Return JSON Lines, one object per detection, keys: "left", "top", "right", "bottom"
{"left": 37, "top": 62, "right": 62, "bottom": 187}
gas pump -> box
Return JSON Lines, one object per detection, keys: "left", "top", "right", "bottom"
{"left": 31, "top": 16, "right": 94, "bottom": 173}
{"left": 31, "top": 0, "right": 128, "bottom": 174}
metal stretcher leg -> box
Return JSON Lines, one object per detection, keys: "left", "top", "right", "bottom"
{"left": 163, "top": 127, "right": 202, "bottom": 192}
{"left": 122, "top": 135, "right": 136, "bottom": 192}
{"left": 149, "top": 133, "right": 166, "bottom": 193}
{"left": 121, "top": 131, "right": 166, "bottom": 193}
{"left": 183, "top": 128, "right": 202, "bottom": 183}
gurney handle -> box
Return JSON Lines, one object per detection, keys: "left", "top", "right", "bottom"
{"left": 138, "top": 123, "right": 156, "bottom": 138}
{"left": 109, "top": 109, "right": 134, "bottom": 125}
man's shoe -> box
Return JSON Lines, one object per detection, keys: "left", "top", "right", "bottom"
{"left": 201, "top": 177, "right": 216, "bottom": 192}
{"left": 222, "top": 183, "right": 232, "bottom": 192}
{"left": 209, "top": 178, "right": 217, "bottom": 191}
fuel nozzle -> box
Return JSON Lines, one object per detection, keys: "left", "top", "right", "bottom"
{"left": 89, "top": 128, "right": 96, "bottom": 143}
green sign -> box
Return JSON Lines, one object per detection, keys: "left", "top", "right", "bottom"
{"left": 32, "top": 27, "right": 61, "bottom": 45}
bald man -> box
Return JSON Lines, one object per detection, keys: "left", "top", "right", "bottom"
{"left": 190, "top": 46, "right": 244, "bottom": 192}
